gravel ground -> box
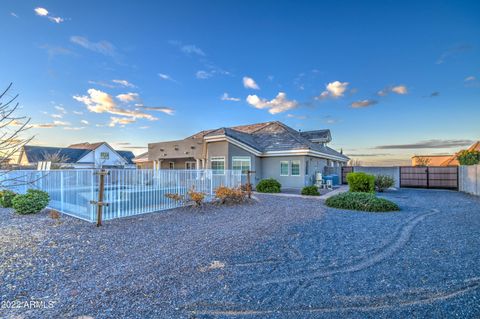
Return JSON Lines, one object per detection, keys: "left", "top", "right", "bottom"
{"left": 1, "top": 189, "right": 479, "bottom": 318}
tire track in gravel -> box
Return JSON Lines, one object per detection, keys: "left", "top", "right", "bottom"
{"left": 188, "top": 276, "right": 480, "bottom": 317}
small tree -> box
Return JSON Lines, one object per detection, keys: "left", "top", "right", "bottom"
{"left": 0, "top": 83, "right": 33, "bottom": 187}
{"left": 415, "top": 157, "right": 431, "bottom": 167}
{"left": 457, "top": 150, "right": 480, "bottom": 165}
{"left": 42, "top": 151, "right": 70, "bottom": 169}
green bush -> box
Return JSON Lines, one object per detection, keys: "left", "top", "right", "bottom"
{"left": 325, "top": 192, "right": 399, "bottom": 212}
{"left": 457, "top": 150, "right": 480, "bottom": 165}
{"left": 346, "top": 172, "right": 375, "bottom": 193}
{"left": 256, "top": 178, "right": 281, "bottom": 193}
{"left": 301, "top": 186, "right": 320, "bottom": 196}
{"left": 0, "top": 190, "right": 17, "bottom": 208}
{"left": 12, "top": 189, "right": 50, "bottom": 215}
{"left": 375, "top": 175, "right": 395, "bottom": 192}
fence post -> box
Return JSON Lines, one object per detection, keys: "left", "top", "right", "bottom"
{"left": 246, "top": 170, "right": 256, "bottom": 199}
{"left": 91, "top": 169, "right": 109, "bottom": 227}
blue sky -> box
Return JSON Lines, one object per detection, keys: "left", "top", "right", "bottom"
{"left": 1, "top": 0, "right": 479, "bottom": 164}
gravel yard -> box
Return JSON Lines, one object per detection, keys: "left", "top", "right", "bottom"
{"left": 1, "top": 189, "right": 480, "bottom": 318}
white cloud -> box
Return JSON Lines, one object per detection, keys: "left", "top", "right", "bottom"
{"left": 51, "top": 114, "right": 63, "bottom": 119}
{"left": 317, "top": 81, "right": 349, "bottom": 99}
{"left": 196, "top": 70, "right": 212, "bottom": 79}
{"left": 73, "top": 89, "right": 157, "bottom": 121}
{"left": 48, "top": 16, "right": 64, "bottom": 24}
{"left": 135, "top": 105, "right": 175, "bottom": 115}
{"left": 73, "top": 110, "right": 83, "bottom": 115}
{"left": 391, "top": 85, "right": 408, "bottom": 95}
{"left": 109, "top": 117, "right": 136, "bottom": 127}
{"left": 351, "top": 99, "right": 378, "bottom": 108}
{"left": 221, "top": 93, "right": 240, "bottom": 102}
{"left": 116, "top": 93, "right": 139, "bottom": 103}
{"left": 112, "top": 79, "right": 136, "bottom": 88}
{"left": 31, "top": 120, "right": 70, "bottom": 129}
{"left": 34, "top": 7, "right": 64, "bottom": 24}
{"left": 34, "top": 7, "right": 48, "bottom": 16}
{"left": 465, "top": 76, "right": 476, "bottom": 82}
{"left": 70, "top": 36, "right": 116, "bottom": 57}
{"left": 139, "top": 126, "right": 150, "bottom": 129}
{"left": 180, "top": 44, "right": 205, "bottom": 56}
{"left": 80, "top": 120, "right": 89, "bottom": 125}
{"left": 377, "top": 85, "right": 408, "bottom": 96}
{"left": 246, "top": 92, "right": 298, "bottom": 114}
{"left": 158, "top": 73, "right": 178, "bottom": 83}
{"left": 11, "top": 12, "right": 18, "bottom": 18}
{"left": 64, "top": 126, "right": 85, "bottom": 131}
{"left": 243, "top": 76, "right": 260, "bottom": 90}
{"left": 54, "top": 105, "right": 67, "bottom": 114}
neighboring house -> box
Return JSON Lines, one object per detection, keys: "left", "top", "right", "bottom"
{"left": 142, "top": 121, "right": 349, "bottom": 188}
{"left": 411, "top": 141, "right": 480, "bottom": 166}
{"left": 132, "top": 152, "right": 152, "bottom": 169}
{"left": 18, "top": 142, "right": 136, "bottom": 169}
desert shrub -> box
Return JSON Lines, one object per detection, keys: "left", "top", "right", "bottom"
{"left": 215, "top": 186, "right": 246, "bottom": 204}
{"left": 187, "top": 187, "right": 205, "bottom": 207}
{"left": 165, "top": 193, "right": 184, "bottom": 202}
{"left": 375, "top": 175, "right": 395, "bottom": 192}
{"left": 0, "top": 190, "right": 17, "bottom": 208}
{"left": 256, "top": 178, "right": 281, "bottom": 193}
{"left": 325, "top": 192, "right": 399, "bottom": 212}
{"left": 301, "top": 186, "right": 320, "bottom": 196}
{"left": 346, "top": 172, "right": 375, "bottom": 193}
{"left": 457, "top": 150, "right": 480, "bottom": 165}
{"left": 11, "top": 189, "right": 50, "bottom": 215}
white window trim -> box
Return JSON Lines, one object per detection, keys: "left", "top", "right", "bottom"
{"left": 232, "top": 156, "right": 251, "bottom": 175}
{"left": 210, "top": 156, "right": 225, "bottom": 175}
{"left": 280, "top": 160, "right": 289, "bottom": 176}
{"left": 185, "top": 161, "right": 196, "bottom": 170}
{"left": 291, "top": 160, "right": 301, "bottom": 176}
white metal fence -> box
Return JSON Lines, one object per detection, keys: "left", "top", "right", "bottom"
{"left": 459, "top": 165, "right": 480, "bottom": 196}
{"left": 0, "top": 169, "right": 242, "bottom": 222}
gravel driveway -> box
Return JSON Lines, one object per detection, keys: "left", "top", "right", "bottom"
{"left": 1, "top": 189, "right": 479, "bottom": 318}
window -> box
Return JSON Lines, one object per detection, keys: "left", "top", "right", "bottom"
{"left": 100, "top": 152, "right": 109, "bottom": 160}
{"left": 185, "top": 162, "right": 196, "bottom": 170}
{"left": 291, "top": 160, "right": 300, "bottom": 176}
{"left": 232, "top": 156, "right": 251, "bottom": 175}
{"left": 211, "top": 156, "right": 225, "bottom": 175}
{"left": 305, "top": 160, "right": 309, "bottom": 175}
{"left": 280, "top": 161, "right": 289, "bottom": 176}
{"left": 169, "top": 162, "right": 175, "bottom": 169}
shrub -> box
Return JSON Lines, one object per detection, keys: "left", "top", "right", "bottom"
{"left": 165, "top": 193, "right": 184, "bottom": 202}
{"left": 301, "top": 186, "right": 320, "bottom": 196}
{"left": 256, "top": 178, "right": 281, "bottom": 193}
{"left": 457, "top": 150, "right": 480, "bottom": 165}
{"left": 375, "top": 175, "right": 395, "bottom": 192}
{"left": 346, "top": 172, "right": 375, "bottom": 193}
{"left": 215, "top": 186, "right": 246, "bottom": 204}
{"left": 187, "top": 187, "right": 205, "bottom": 207}
{"left": 12, "top": 189, "right": 50, "bottom": 215}
{"left": 325, "top": 192, "right": 399, "bottom": 212}
{"left": 0, "top": 190, "right": 17, "bottom": 208}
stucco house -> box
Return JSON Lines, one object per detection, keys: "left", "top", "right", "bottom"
{"left": 18, "top": 142, "right": 135, "bottom": 169}
{"left": 141, "top": 121, "right": 349, "bottom": 188}
{"left": 411, "top": 141, "right": 480, "bottom": 166}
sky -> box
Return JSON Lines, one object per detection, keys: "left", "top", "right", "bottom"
{"left": 1, "top": 0, "right": 479, "bottom": 165}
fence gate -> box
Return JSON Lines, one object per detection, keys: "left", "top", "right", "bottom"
{"left": 341, "top": 166, "right": 354, "bottom": 184}
{"left": 400, "top": 166, "right": 458, "bottom": 190}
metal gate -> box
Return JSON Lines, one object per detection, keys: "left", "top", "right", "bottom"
{"left": 341, "top": 166, "right": 354, "bottom": 184}
{"left": 400, "top": 166, "right": 458, "bottom": 190}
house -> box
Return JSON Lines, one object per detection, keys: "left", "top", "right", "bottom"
{"left": 18, "top": 142, "right": 136, "bottom": 169}
{"left": 132, "top": 152, "right": 152, "bottom": 169}
{"left": 140, "top": 121, "right": 349, "bottom": 188}
{"left": 411, "top": 141, "right": 480, "bottom": 166}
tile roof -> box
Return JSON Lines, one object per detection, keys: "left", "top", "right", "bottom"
{"left": 204, "top": 121, "right": 349, "bottom": 160}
